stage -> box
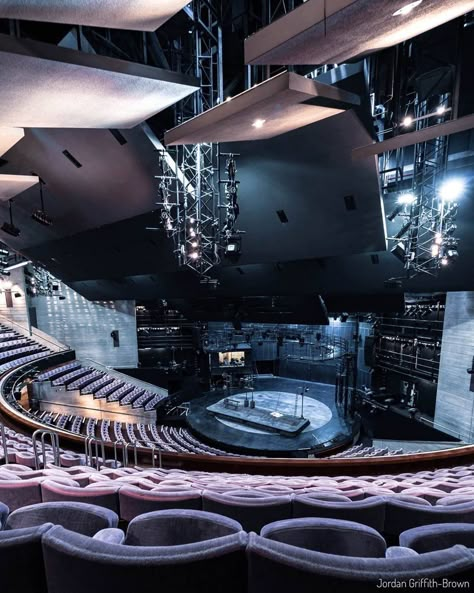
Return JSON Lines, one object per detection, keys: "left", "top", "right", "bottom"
{"left": 187, "top": 377, "right": 356, "bottom": 457}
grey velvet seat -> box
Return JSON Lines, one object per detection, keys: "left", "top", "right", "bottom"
{"left": 0, "top": 479, "right": 42, "bottom": 511}
{"left": 0, "top": 523, "right": 53, "bottom": 593}
{"left": 41, "top": 481, "right": 120, "bottom": 514}
{"left": 6, "top": 501, "right": 119, "bottom": 536}
{"left": 125, "top": 509, "right": 243, "bottom": 546}
{"left": 400, "top": 523, "right": 474, "bottom": 553}
{"left": 384, "top": 499, "right": 474, "bottom": 543}
{"left": 0, "top": 500, "right": 9, "bottom": 529}
{"left": 202, "top": 491, "right": 292, "bottom": 532}
{"left": 119, "top": 487, "right": 202, "bottom": 521}
{"left": 293, "top": 494, "right": 386, "bottom": 533}
{"left": 261, "top": 517, "right": 387, "bottom": 557}
{"left": 247, "top": 534, "right": 474, "bottom": 593}
{"left": 43, "top": 524, "right": 248, "bottom": 593}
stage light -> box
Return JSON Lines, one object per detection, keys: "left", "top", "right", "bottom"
{"left": 32, "top": 209, "right": 52, "bottom": 226}
{"left": 393, "top": 1, "right": 423, "bottom": 17}
{"left": 434, "top": 232, "right": 443, "bottom": 245}
{"left": 252, "top": 119, "right": 266, "bottom": 129}
{"left": 391, "top": 242, "right": 407, "bottom": 264}
{"left": 3, "top": 260, "right": 31, "bottom": 272}
{"left": 189, "top": 217, "right": 195, "bottom": 223}
{"left": 387, "top": 203, "right": 404, "bottom": 221}
{"left": 440, "top": 257, "right": 449, "bottom": 266}
{"left": 190, "top": 229, "right": 196, "bottom": 238}
{"left": 436, "top": 105, "right": 446, "bottom": 115}
{"left": 398, "top": 192, "right": 416, "bottom": 205}
{"left": 439, "top": 179, "right": 464, "bottom": 202}
{"left": 446, "top": 249, "right": 459, "bottom": 260}
{"left": 431, "top": 244, "right": 440, "bottom": 257}
{"left": 189, "top": 251, "right": 199, "bottom": 260}
{"left": 402, "top": 116, "right": 413, "bottom": 127}
{"left": 191, "top": 241, "right": 198, "bottom": 248}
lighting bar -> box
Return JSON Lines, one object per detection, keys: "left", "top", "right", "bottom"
{"left": 3, "top": 260, "right": 32, "bottom": 272}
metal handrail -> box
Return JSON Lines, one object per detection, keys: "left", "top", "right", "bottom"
{"left": 0, "top": 422, "right": 7, "bottom": 459}
{"left": 32, "top": 428, "right": 60, "bottom": 469}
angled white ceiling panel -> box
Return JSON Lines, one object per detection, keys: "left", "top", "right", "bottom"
{"left": 0, "top": 0, "right": 190, "bottom": 31}
{"left": 0, "top": 35, "right": 199, "bottom": 129}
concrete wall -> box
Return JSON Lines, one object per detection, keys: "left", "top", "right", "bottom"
{"left": 434, "top": 292, "right": 474, "bottom": 441}
{"left": 0, "top": 267, "right": 30, "bottom": 330}
{"left": 30, "top": 281, "right": 138, "bottom": 368}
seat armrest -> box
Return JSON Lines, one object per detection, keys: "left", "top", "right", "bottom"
{"left": 93, "top": 528, "right": 125, "bottom": 545}
{"left": 386, "top": 546, "right": 419, "bottom": 559}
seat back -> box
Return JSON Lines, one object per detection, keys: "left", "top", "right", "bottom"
{"left": 6, "top": 501, "right": 119, "bottom": 536}
{"left": 119, "top": 487, "right": 202, "bottom": 522}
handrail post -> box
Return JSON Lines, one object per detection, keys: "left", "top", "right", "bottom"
{"left": 0, "top": 423, "right": 7, "bottom": 462}
{"left": 123, "top": 442, "right": 129, "bottom": 467}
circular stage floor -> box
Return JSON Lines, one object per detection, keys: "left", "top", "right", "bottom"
{"left": 187, "top": 377, "right": 354, "bottom": 457}
{"left": 214, "top": 391, "right": 332, "bottom": 435}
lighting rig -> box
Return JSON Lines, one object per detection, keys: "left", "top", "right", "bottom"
{"left": 31, "top": 178, "right": 53, "bottom": 227}
{"left": 154, "top": 148, "right": 243, "bottom": 278}
{"left": 24, "top": 266, "right": 65, "bottom": 298}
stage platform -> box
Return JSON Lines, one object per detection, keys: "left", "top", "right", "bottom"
{"left": 187, "top": 377, "right": 356, "bottom": 457}
{"left": 207, "top": 396, "right": 310, "bottom": 436}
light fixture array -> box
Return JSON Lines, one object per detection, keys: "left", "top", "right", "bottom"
{"left": 154, "top": 147, "right": 242, "bottom": 278}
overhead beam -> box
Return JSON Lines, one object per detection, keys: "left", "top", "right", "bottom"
{"left": 352, "top": 114, "right": 474, "bottom": 160}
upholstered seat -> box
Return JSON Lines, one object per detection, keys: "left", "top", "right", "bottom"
{"left": 261, "top": 517, "right": 387, "bottom": 557}
{"left": 247, "top": 534, "right": 474, "bottom": 593}
{"left": 119, "top": 487, "right": 202, "bottom": 521}
{"left": 202, "top": 492, "right": 292, "bottom": 532}
{"left": 125, "top": 509, "right": 243, "bottom": 546}
{"left": 400, "top": 523, "right": 474, "bottom": 553}
{"left": 6, "top": 501, "right": 119, "bottom": 536}
{"left": 41, "top": 481, "right": 120, "bottom": 514}
{"left": 43, "top": 525, "right": 248, "bottom": 593}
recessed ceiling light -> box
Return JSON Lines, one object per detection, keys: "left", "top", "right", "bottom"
{"left": 252, "top": 118, "right": 266, "bottom": 128}
{"left": 393, "top": 1, "right": 423, "bottom": 17}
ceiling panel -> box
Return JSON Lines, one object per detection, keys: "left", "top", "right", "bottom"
{"left": 0, "top": 34, "right": 198, "bottom": 129}
{"left": 0, "top": 128, "right": 24, "bottom": 158}
{"left": 0, "top": 174, "right": 38, "bottom": 201}
{"left": 0, "top": 0, "right": 190, "bottom": 31}
{"left": 245, "top": 0, "right": 474, "bottom": 65}
{"left": 165, "top": 71, "right": 359, "bottom": 145}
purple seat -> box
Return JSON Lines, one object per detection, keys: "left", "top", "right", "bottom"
{"left": 293, "top": 495, "right": 386, "bottom": 533}
{"left": 202, "top": 492, "right": 292, "bottom": 532}
{"left": 119, "top": 487, "right": 202, "bottom": 522}
{"left": 261, "top": 517, "right": 387, "bottom": 557}
{"left": 247, "top": 535, "right": 474, "bottom": 593}
{"left": 43, "top": 525, "right": 248, "bottom": 593}
{"left": 0, "top": 480, "right": 42, "bottom": 511}
{"left": 41, "top": 481, "right": 120, "bottom": 514}
{"left": 0, "top": 500, "right": 9, "bottom": 528}
{"left": 6, "top": 501, "right": 119, "bottom": 536}
{"left": 400, "top": 523, "right": 474, "bottom": 553}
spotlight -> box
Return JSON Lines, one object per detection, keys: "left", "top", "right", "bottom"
{"left": 191, "top": 241, "right": 198, "bottom": 248}
{"left": 391, "top": 242, "right": 407, "bottom": 264}
{"left": 440, "top": 257, "right": 449, "bottom": 266}
{"left": 252, "top": 119, "right": 266, "bottom": 129}
{"left": 224, "top": 234, "right": 242, "bottom": 258}
{"left": 387, "top": 203, "right": 404, "bottom": 221}
{"left": 1, "top": 223, "right": 20, "bottom": 237}
{"left": 398, "top": 193, "right": 416, "bottom": 205}
{"left": 431, "top": 244, "right": 440, "bottom": 257}
{"left": 436, "top": 105, "right": 446, "bottom": 115}
{"left": 402, "top": 116, "right": 414, "bottom": 127}
{"left": 393, "top": 1, "right": 423, "bottom": 16}
{"left": 32, "top": 209, "right": 53, "bottom": 226}
{"left": 439, "top": 179, "right": 464, "bottom": 202}
{"left": 394, "top": 220, "right": 412, "bottom": 239}
{"left": 434, "top": 232, "right": 443, "bottom": 245}
{"left": 189, "top": 251, "right": 199, "bottom": 260}
{"left": 446, "top": 249, "right": 459, "bottom": 260}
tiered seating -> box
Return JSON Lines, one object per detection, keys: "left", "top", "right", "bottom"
{"left": 120, "top": 387, "right": 144, "bottom": 406}
{"left": 106, "top": 383, "right": 134, "bottom": 402}
{"left": 67, "top": 369, "right": 104, "bottom": 391}
{"left": 113, "top": 422, "right": 124, "bottom": 443}
{"left": 86, "top": 418, "right": 97, "bottom": 438}
{"left": 36, "top": 361, "right": 81, "bottom": 381}
{"left": 82, "top": 375, "right": 115, "bottom": 395}
{"left": 132, "top": 390, "right": 155, "bottom": 409}
{"left": 101, "top": 420, "right": 111, "bottom": 442}
{"left": 70, "top": 416, "right": 84, "bottom": 434}
{"left": 52, "top": 367, "right": 92, "bottom": 387}
{"left": 95, "top": 379, "right": 125, "bottom": 399}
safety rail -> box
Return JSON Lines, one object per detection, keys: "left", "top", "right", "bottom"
{"left": 32, "top": 428, "right": 60, "bottom": 469}
{"left": 0, "top": 313, "right": 70, "bottom": 352}
{"left": 84, "top": 436, "right": 163, "bottom": 469}
{"left": 0, "top": 422, "right": 7, "bottom": 459}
